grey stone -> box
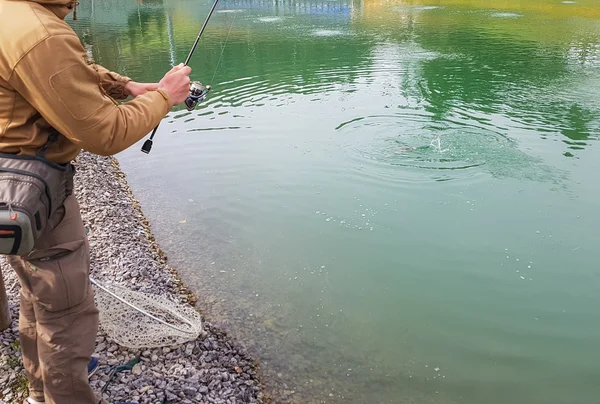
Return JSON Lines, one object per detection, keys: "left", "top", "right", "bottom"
{"left": 185, "top": 344, "right": 194, "bottom": 356}
{"left": 184, "top": 387, "right": 198, "bottom": 397}
{"left": 132, "top": 363, "right": 143, "bottom": 375}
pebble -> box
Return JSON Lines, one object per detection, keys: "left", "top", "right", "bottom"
{"left": 132, "top": 363, "right": 143, "bottom": 375}
{"left": 0, "top": 152, "right": 265, "bottom": 404}
{"left": 185, "top": 346, "right": 195, "bottom": 357}
{"left": 184, "top": 387, "right": 198, "bottom": 396}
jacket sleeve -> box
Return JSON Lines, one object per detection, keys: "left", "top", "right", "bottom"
{"left": 93, "top": 64, "right": 132, "bottom": 100}
{"left": 9, "top": 33, "right": 173, "bottom": 156}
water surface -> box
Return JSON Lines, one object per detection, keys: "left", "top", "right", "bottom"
{"left": 71, "top": 1, "right": 600, "bottom": 403}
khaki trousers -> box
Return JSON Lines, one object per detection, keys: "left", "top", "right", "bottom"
{"left": 7, "top": 192, "right": 100, "bottom": 404}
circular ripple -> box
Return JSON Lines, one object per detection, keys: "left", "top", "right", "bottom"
{"left": 337, "top": 112, "right": 514, "bottom": 172}
{"left": 336, "top": 112, "right": 560, "bottom": 185}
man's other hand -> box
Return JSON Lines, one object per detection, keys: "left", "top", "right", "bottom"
{"left": 124, "top": 81, "right": 160, "bottom": 98}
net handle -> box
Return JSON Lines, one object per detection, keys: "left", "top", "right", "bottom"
{"left": 89, "top": 276, "right": 198, "bottom": 335}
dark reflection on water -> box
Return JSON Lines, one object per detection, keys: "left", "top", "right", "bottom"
{"left": 416, "top": 27, "right": 599, "bottom": 148}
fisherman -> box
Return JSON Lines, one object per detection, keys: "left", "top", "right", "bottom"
{"left": 0, "top": 0, "right": 192, "bottom": 402}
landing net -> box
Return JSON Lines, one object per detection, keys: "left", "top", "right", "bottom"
{"left": 90, "top": 277, "right": 202, "bottom": 349}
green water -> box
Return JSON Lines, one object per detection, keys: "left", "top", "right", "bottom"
{"left": 71, "top": 1, "right": 600, "bottom": 403}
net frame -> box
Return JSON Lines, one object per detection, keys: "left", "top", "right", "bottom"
{"left": 90, "top": 276, "right": 203, "bottom": 349}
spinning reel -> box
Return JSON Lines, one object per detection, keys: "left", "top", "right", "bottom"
{"left": 141, "top": 81, "right": 211, "bottom": 154}
{"left": 184, "top": 81, "right": 211, "bottom": 111}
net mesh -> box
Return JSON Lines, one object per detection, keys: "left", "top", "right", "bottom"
{"left": 92, "top": 280, "right": 203, "bottom": 349}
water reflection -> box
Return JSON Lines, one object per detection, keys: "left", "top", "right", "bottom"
{"left": 69, "top": 1, "right": 600, "bottom": 404}
{"left": 72, "top": 0, "right": 600, "bottom": 157}
{"left": 221, "top": 0, "right": 355, "bottom": 16}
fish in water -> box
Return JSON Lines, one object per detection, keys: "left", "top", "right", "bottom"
{"left": 393, "top": 145, "right": 416, "bottom": 153}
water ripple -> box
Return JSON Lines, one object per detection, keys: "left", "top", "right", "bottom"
{"left": 336, "top": 110, "right": 562, "bottom": 184}
{"left": 200, "top": 63, "right": 374, "bottom": 109}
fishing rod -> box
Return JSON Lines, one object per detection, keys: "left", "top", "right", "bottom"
{"left": 141, "top": 0, "right": 221, "bottom": 154}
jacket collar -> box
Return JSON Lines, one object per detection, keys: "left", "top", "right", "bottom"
{"left": 25, "top": 0, "right": 77, "bottom": 19}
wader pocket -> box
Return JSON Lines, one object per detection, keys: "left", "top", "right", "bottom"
{"left": 26, "top": 239, "right": 90, "bottom": 312}
{"left": 0, "top": 172, "right": 49, "bottom": 255}
{"left": 0, "top": 151, "right": 74, "bottom": 256}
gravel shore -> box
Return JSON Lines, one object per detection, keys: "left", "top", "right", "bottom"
{"left": 0, "top": 152, "right": 266, "bottom": 404}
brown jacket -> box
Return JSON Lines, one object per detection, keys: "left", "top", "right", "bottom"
{"left": 0, "top": 0, "right": 173, "bottom": 164}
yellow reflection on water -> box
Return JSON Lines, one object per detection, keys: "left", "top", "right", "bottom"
{"left": 361, "top": 0, "right": 600, "bottom": 19}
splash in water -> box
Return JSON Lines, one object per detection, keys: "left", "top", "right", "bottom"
{"left": 490, "top": 12, "right": 522, "bottom": 18}
{"left": 429, "top": 136, "right": 449, "bottom": 153}
{"left": 258, "top": 17, "right": 283, "bottom": 23}
{"left": 311, "top": 29, "right": 346, "bottom": 37}
{"left": 336, "top": 112, "right": 563, "bottom": 184}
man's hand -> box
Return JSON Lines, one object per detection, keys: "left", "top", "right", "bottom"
{"left": 158, "top": 63, "right": 193, "bottom": 106}
{"left": 124, "top": 81, "right": 160, "bottom": 98}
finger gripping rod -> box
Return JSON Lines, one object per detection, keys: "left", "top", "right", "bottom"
{"left": 141, "top": 0, "right": 221, "bottom": 154}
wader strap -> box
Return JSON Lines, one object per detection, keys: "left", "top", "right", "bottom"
{"left": 36, "top": 131, "right": 60, "bottom": 159}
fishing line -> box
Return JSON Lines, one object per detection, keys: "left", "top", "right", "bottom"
{"left": 210, "top": 12, "right": 237, "bottom": 85}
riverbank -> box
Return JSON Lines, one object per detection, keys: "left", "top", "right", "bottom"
{"left": 0, "top": 151, "right": 266, "bottom": 404}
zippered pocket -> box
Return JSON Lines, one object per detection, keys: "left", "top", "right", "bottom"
{"left": 0, "top": 172, "right": 49, "bottom": 255}
{"left": 0, "top": 204, "right": 36, "bottom": 255}
{"left": 0, "top": 167, "right": 52, "bottom": 217}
